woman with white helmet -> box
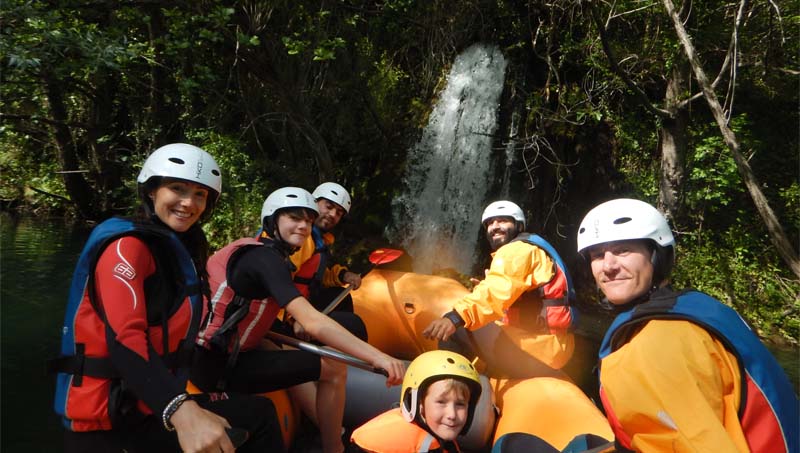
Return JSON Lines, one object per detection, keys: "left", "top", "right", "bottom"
{"left": 193, "top": 186, "right": 406, "bottom": 453}
{"left": 577, "top": 198, "right": 798, "bottom": 452}
{"left": 53, "top": 144, "right": 283, "bottom": 452}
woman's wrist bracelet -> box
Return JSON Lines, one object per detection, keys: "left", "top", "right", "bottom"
{"left": 162, "top": 393, "right": 190, "bottom": 432}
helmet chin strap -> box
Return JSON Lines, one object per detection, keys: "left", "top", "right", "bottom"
{"left": 269, "top": 223, "right": 302, "bottom": 255}
{"left": 600, "top": 285, "right": 658, "bottom": 313}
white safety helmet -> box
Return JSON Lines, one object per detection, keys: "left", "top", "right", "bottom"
{"left": 137, "top": 143, "right": 222, "bottom": 221}
{"left": 577, "top": 198, "right": 675, "bottom": 286}
{"left": 260, "top": 187, "right": 319, "bottom": 225}
{"left": 576, "top": 198, "right": 674, "bottom": 253}
{"left": 312, "top": 182, "right": 352, "bottom": 213}
{"left": 481, "top": 200, "right": 526, "bottom": 229}
{"left": 137, "top": 143, "right": 222, "bottom": 200}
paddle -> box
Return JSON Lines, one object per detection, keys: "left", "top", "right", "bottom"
{"left": 320, "top": 248, "right": 404, "bottom": 315}
{"left": 264, "top": 330, "right": 389, "bottom": 376}
{"left": 226, "top": 427, "right": 249, "bottom": 448}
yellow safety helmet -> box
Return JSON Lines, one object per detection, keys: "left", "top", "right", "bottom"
{"left": 400, "top": 350, "right": 482, "bottom": 434}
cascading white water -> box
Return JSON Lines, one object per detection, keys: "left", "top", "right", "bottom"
{"left": 389, "top": 43, "right": 507, "bottom": 275}
{"left": 500, "top": 110, "right": 519, "bottom": 198}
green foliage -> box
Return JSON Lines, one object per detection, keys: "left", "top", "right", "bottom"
{"left": 365, "top": 49, "right": 410, "bottom": 118}
{"left": 2, "top": 0, "right": 796, "bottom": 343}
{"left": 778, "top": 183, "right": 800, "bottom": 232}
{"left": 673, "top": 228, "right": 800, "bottom": 340}
{"left": 607, "top": 111, "right": 661, "bottom": 198}
{"left": 279, "top": 4, "right": 349, "bottom": 61}
{"left": 0, "top": 130, "right": 66, "bottom": 212}
{"left": 686, "top": 116, "right": 754, "bottom": 210}
{"left": 186, "top": 130, "right": 270, "bottom": 250}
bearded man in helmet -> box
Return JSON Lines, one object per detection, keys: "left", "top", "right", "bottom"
{"left": 289, "top": 182, "right": 367, "bottom": 340}
{"left": 422, "top": 200, "right": 576, "bottom": 378}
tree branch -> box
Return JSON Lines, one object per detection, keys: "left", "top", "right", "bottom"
{"left": 589, "top": 1, "right": 672, "bottom": 118}
{"left": 28, "top": 186, "right": 72, "bottom": 202}
{"left": 663, "top": 0, "right": 800, "bottom": 280}
{"left": 0, "top": 113, "right": 90, "bottom": 129}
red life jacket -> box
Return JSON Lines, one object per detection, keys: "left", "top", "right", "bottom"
{"left": 293, "top": 252, "right": 325, "bottom": 298}
{"left": 196, "top": 238, "right": 281, "bottom": 353}
{"left": 505, "top": 233, "right": 575, "bottom": 334}
{"left": 292, "top": 227, "right": 331, "bottom": 298}
{"left": 351, "top": 408, "right": 460, "bottom": 453}
{"left": 51, "top": 218, "right": 201, "bottom": 432}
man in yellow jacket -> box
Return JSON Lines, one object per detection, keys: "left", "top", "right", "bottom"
{"left": 422, "top": 200, "right": 575, "bottom": 377}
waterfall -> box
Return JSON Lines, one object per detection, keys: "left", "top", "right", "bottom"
{"left": 389, "top": 43, "right": 507, "bottom": 275}
{"left": 500, "top": 110, "right": 519, "bottom": 197}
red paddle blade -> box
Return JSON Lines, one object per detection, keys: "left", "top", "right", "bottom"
{"left": 368, "top": 248, "right": 404, "bottom": 265}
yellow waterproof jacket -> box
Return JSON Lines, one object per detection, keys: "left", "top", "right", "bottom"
{"left": 290, "top": 231, "right": 348, "bottom": 287}
{"left": 600, "top": 320, "right": 747, "bottom": 452}
{"left": 451, "top": 240, "right": 573, "bottom": 369}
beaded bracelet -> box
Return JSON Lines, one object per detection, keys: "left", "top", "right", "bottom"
{"left": 162, "top": 393, "right": 190, "bottom": 432}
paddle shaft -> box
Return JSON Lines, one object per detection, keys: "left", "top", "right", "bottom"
{"left": 226, "top": 427, "right": 249, "bottom": 448}
{"left": 264, "top": 330, "right": 388, "bottom": 376}
{"left": 321, "top": 284, "right": 353, "bottom": 315}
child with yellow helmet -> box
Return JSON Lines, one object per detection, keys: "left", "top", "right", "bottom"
{"left": 351, "top": 350, "right": 482, "bottom": 453}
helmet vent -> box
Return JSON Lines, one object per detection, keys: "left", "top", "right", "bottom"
{"left": 446, "top": 357, "right": 455, "bottom": 364}
{"left": 613, "top": 217, "right": 632, "bottom": 225}
{"left": 211, "top": 169, "right": 220, "bottom": 176}
{"left": 168, "top": 157, "right": 185, "bottom": 165}
{"left": 286, "top": 194, "right": 298, "bottom": 199}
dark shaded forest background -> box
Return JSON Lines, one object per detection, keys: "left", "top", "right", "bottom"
{"left": 2, "top": 0, "right": 798, "bottom": 342}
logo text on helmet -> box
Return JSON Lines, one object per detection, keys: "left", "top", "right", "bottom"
{"left": 593, "top": 219, "right": 601, "bottom": 238}
{"left": 196, "top": 160, "right": 203, "bottom": 180}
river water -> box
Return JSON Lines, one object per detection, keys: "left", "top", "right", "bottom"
{"left": 1, "top": 214, "right": 797, "bottom": 451}
{"left": 1, "top": 215, "right": 92, "bottom": 451}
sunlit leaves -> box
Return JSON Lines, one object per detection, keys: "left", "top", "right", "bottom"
{"left": 313, "top": 37, "right": 345, "bottom": 61}
{"left": 687, "top": 116, "right": 755, "bottom": 209}
{"left": 282, "top": 34, "right": 311, "bottom": 55}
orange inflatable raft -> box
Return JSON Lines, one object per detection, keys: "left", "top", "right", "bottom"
{"left": 351, "top": 269, "right": 613, "bottom": 450}
{"left": 190, "top": 269, "right": 612, "bottom": 451}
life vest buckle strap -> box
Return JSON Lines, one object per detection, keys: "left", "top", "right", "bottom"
{"left": 210, "top": 294, "right": 251, "bottom": 345}
{"left": 163, "top": 343, "right": 195, "bottom": 370}
{"left": 541, "top": 297, "right": 569, "bottom": 307}
{"left": 293, "top": 276, "right": 314, "bottom": 285}
{"left": 47, "top": 343, "right": 121, "bottom": 385}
